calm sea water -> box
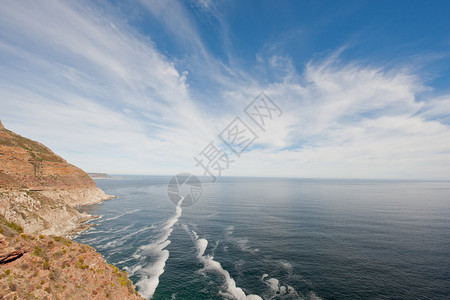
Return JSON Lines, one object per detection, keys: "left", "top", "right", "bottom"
{"left": 74, "top": 176, "right": 450, "bottom": 300}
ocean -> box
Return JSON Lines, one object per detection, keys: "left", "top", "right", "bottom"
{"left": 74, "top": 176, "right": 450, "bottom": 300}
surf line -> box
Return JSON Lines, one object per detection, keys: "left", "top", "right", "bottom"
{"left": 186, "top": 226, "right": 263, "bottom": 300}
{"left": 135, "top": 196, "right": 184, "bottom": 299}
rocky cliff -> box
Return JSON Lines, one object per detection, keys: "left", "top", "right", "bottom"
{"left": 0, "top": 121, "right": 113, "bottom": 236}
{"left": 0, "top": 120, "right": 142, "bottom": 299}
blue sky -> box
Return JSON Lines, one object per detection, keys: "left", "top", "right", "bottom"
{"left": 1, "top": 0, "right": 450, "bottom": 179}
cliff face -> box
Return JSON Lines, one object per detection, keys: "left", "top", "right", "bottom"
{"left": 0, "top": 122, "right": 95, "bottom": 190}
{"left": 0, "top": 121, "right": 112, "bottom": 235}
{"left": 0, "top": 121, "right": 142, "bottom": 299}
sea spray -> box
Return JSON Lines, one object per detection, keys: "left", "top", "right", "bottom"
{"left": 135, "top": 197, "right": 184, "bottom": 299}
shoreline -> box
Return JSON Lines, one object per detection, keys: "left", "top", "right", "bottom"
{"left": 69, "top": 193, "right": 117, "bottom": 238}
{"left": 0, "top": 187, "right": 115, "bottom": 237}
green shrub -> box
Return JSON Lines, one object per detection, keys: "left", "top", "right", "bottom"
{"left": 4, "top": 221, "right": 23, "bottom": 233}
{"left": 43, "top": 260, "right": 50, "bottom": 270}
{"left": 34, "top": 246, "right": 44, "bottom": 257}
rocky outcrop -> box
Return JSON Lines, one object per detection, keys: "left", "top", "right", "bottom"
{"left": 0, "top": 217, "right": 143, "bottom": 299}
{"left": 0, "top": 191, "right": 97, "bottom": 236}
{"left": 0, "top": 121, "right": 113, "bottom": 235}
{"left": 0, "top": 233, "right": 29, "bottom": 264}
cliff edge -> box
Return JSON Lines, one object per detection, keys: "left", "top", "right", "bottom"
{"left": 0, "top": 121, "right": 113, "bottom": 235}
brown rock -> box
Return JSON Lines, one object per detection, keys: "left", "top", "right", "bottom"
{"left": 0, "top": 122, "right": 141, "bottom": 299}
{"left": 0, "top": 223, "right": 143, "bottom": 299}
{"left": 0, "top": 121, "right": 113, "bottom": 236}
{"left": 0, "top": 249, "right": 24, "bottom": 264}
{"left": 0, "top": 121, "right": 95, "bottom": 190}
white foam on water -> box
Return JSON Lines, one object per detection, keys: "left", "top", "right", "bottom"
{"left": 307, "top": 292, "right": 323, "bottom": 300}
{"left": 260, "top": 273, "right": 323, "bottom": 300}
{"left": 188, "top": 227, "right": 263, "bottom": 300}
{"left": 115, "top": 257, "right": 134, "bottom": 265}
{"left": 224, "top": 226, "right": 260, "bottom": 253}
{"left": 112, "top": 223, "right": 135, "bottom": 233}
{"left": 135, "top": 197, "right": 184, "bottom": 299}
{"left": 99, "top": 209, "right": 141, "bottom": 223}
{"left": 234, "top": 237, "right": 260, "bottom": 253}
{"left": 84, "top": 215, "right": 103, "bottom": 224}
{"left": 115, "top": 224, "right": 156, "bottom": 241}
{"left": 225, "top": 225, "right": 234, "bottom": 236}
{"left": 83, "top": 224, "right": 155, "bottom": 250}
{"left": 124, "top": 264, "right": 143, "bottom": 276}
{"left": 264, "top": 277, "right": 283, "bottom": 295}
{"left": 261, "top": 274, "right": 297, "bottom": 299}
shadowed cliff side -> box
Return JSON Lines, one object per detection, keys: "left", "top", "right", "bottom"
{"left": 0, "top": 120, "right": 113, "bottom": 235}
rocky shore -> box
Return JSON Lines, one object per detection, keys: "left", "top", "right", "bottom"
{"left": 0, "top": 188, "right": 112, "bottom": 237}
{"left": 0, "top": 120, "right": 115, "bottom": 236}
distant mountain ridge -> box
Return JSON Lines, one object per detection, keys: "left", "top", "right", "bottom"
{"left": 88, "top": 173, "right": 114, "bottom": 179}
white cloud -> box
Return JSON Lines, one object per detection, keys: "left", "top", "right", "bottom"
{"left": 226, "top": 58, "right": 450, "bottom": 180}
{"left": 0, "top": 0, "right": 217, "bottom": 174}
{"left": 0, "top": 0, "right": 449, "bottom": 179}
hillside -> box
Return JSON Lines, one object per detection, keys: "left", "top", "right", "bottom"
{"left": 0, "top": 216, "right": 143, "bottom": 299}
{"left": 0, "top": 120, "right": 113, "bottom": 235}
{"left": 0, "top": 120, "right": 142, "bottom": 299}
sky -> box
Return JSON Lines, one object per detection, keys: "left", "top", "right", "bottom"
{"left": 1, "top": 0, "right": 450, "bottom": 180}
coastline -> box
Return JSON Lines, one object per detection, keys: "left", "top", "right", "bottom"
{"left": 0, "top": 187, "right": 115, "bottom": 237}
{"left": 0, "top": 187, "right": 145, "bottom": 299}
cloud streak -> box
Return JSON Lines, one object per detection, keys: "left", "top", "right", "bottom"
{"left": 0, "top": 0, "right": 449, "bottom": 179}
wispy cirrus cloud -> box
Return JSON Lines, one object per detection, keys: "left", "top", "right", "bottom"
{"left": 231, "top": 56, "right": 450, "bottom": 179}
{"left": 0, "top": 0, "right": 449, "bottom": 179}
{"left": 0, "top": 0, "right": 219, "bottom": 174}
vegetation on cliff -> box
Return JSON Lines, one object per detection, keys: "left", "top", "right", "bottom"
{"left": 0, "top": 121, "right": 141, "bottom": 299}
{"left": 0, "top": 121, "right": 112, "bottom": 235}
{"left": 0, "top": 216, "right": 143, "bottom": 299}
{"left": 0, "top": 120, "right": 94, "bottom": 190}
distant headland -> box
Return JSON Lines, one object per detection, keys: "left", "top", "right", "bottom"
{"left": 87, "top": 172, "right": 115, "bottom": 179}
